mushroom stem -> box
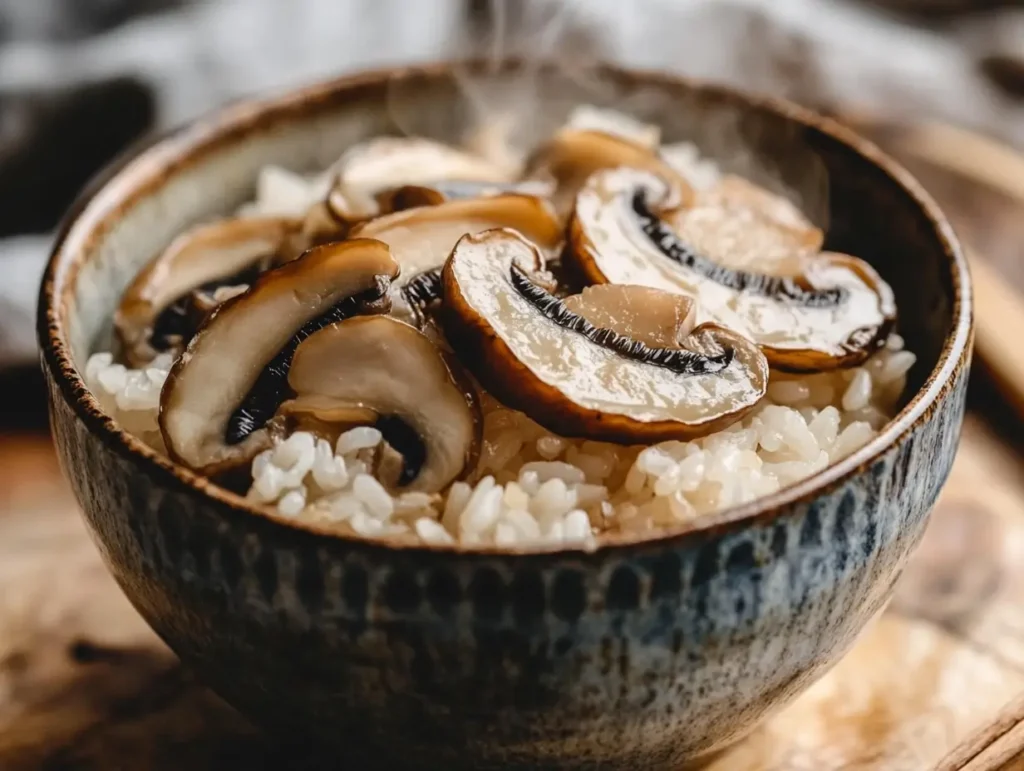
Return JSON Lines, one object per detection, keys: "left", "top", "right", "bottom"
{"left": 508, "top": 265, "right": 733, "bottom": 376}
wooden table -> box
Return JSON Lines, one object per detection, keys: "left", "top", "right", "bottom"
{"left": 2, "top": 123, "right": 1024, "bottom": 770}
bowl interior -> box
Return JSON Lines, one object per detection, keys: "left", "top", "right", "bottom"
{"left": 52, "top": 63, "right": 962, "bottom": 520}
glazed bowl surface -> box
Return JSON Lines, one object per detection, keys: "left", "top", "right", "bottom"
{"left": 38, "top": 62, "right": 971, "bottom": 771}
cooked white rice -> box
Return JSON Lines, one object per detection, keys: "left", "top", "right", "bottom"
{"left": 83, "top": 135, "right": 915, "bottom": 549}
{"left": 85, "top": 333, "right": 912, "bottom": 549}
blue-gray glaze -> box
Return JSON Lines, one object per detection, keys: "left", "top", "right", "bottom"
{"left": 39, "top": 63, "right": 972, "bottom": 770}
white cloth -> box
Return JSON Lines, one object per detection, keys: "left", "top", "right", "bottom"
{"left": 2, "top": 0, "right": 1022, "bottom": 366}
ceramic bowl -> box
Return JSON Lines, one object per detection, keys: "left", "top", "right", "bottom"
{"left": 38, "top": 62, "right": 972, "bottom": 771}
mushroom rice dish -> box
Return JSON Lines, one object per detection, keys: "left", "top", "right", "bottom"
{"left": 86, "top": 106, "right": 913, "bottom": 549}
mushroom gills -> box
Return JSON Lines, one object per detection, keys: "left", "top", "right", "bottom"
{"left": 441, "top": 228, "right": 769, "bottom": 443}
{"left": 666, "top": 174, "right": 824, "bottom": 275}
{"left": 510, "top": 266, "right": 733, "bottom": 375}
{"left": 569, "top": 168, "right": 896, "bottom": 371}
{"left": 286, "top": 316, "right": 481, "bottom": 494}
{"left": 158, "top": 239, "right": 400, "bottom": 474}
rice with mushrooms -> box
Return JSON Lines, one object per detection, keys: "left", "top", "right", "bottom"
{"left": 85, "top": 330, "right": 912, "bottom": 549}
{"left": 83, "top": 130, "right": 914, "bottom": 550}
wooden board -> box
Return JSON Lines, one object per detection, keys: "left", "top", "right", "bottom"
{"left": 2, "top": 122, "right": 1024, "bottom": 770}
{"left": 1, "top": 418, "right": 1021, "bottom": 770}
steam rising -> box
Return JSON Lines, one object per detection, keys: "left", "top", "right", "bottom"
{"left": 384, "top": 0, "right": 829, "bottom": 231}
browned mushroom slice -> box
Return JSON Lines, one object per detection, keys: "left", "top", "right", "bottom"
{"left": 569, "top": 168, "right": 896, "bottom": 371}
{"left": 441, "top": 229, "right": 768, "bottom": 443}
{"left": 159, "top": 239, "right": 399, "bottom": 475}
{"left": 115, "top": 217, "right": 297, "bottom": 367}
{"left": 562, "top": 284, "right": 697, "bottom": 349}
{"left": 327, "top": 137, "right": 513, "bottom": 221}
{"left": 523, "top": 129, "right": 693, "bottom": 216}
{"left": 285, "top": 316, "right": 482, "bottom": 493}
{"left": 351, "top": 193, "right": 562, "bottom": 325}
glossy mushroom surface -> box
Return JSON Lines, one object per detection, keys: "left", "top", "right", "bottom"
{"left": 441, "top": 228, "right": 769, "bottom": 443}
{"left": 116, "top": 216, "right": 296, "bottom": 367}
{"left": 159, "top": 239, "right": 399, "bottom": 474}
{"left": 569, "top": 168, "right": 896, "bottom": 370}
{"left": 351, "top": 193, "right": 563, "bottom": 326}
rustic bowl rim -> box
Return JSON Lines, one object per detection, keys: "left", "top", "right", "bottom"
{"left": 38, "top": 60, "right": 973, "bottom": 557}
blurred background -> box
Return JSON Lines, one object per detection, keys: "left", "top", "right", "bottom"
{"left": 4, "top": 2, "right": 1024, "bottom": 768}
{"left": 4, "top": 0, "right": 1024, "bottom": 377}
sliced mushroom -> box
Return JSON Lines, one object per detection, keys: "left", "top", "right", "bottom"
{"left": 373, "top": 178, "right": 556, "bottom": 213}
{"left": 116, "top": 217, "right": 297, "bottom": 367}
{"left": 351, "top": 194, "right": 562, "bottom": 326}
{"left": 523, "top": 129, "right": 693, "bottom": 216}
{"left": 703, "top": 175, "right": 817, "bottom": 232}
{"left": 441, "top": 228, "right": 768, "bottom": 443}
{"left": 159, "top": 239, "right": 399, "bottom": 475}
{"left": 562, "top": 284, "right": 697, "bottom": 349}
{"left": 284, "top": 316, "right": 481, "bottom": 493}
{"left": 663, "top": 174, "right": 824, "bottom": 274}
{"left": 569, "top": 168, "right": 896, "bottom": 371}
{"left": 327, "top": 137, "right": 512, "bottom": 222}
{"left": 563, "top": 105, "right": 661, "bottom": 149}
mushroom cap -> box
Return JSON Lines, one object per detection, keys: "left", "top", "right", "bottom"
{"left": 287, "top": 316, "right": 482, "bottom": 494}
{"left": 524, "top": 129, "right": 693, "bottom": 216}
{"left": 159, "top": 238, "right": 399, "bottom": 475}
{"left": 327, "top": 137, "right": 512, "bottom": 221}
{"left": 115, "top": 216, "right": 297, "bottom": 367}
{"left": 351, "top": 193, "right": 563, "bottom": 327}
{"left": 352, "top": 193, "right": 562, "bottom": 280}
{"left": 441, "top": 228, "right": 769, "bottom": 443}
{"left": 569, "top": 168, "right": 896, "bottom": 371}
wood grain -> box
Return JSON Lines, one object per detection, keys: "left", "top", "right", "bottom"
{"left": 3, "top": 416, "right": 1023, "bottom": 770}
